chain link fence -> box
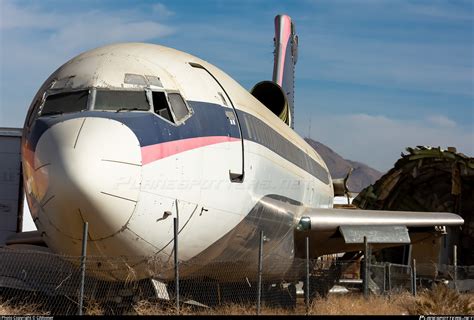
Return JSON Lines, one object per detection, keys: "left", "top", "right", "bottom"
{"left": 0, "top": 245, "right": 472, "bottom": 315}
{"left": 369, "top": 263, "right": 413, "bottom": 295}
{"left": 0, "top": 248, "right": 174, "bottom": 315}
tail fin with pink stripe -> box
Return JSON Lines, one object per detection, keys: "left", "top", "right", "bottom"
{"left": 272, "top": 14, "right": 298, "bottom": 129}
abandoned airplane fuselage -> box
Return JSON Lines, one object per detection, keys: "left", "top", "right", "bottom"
{"left": 22, "top": 19, "right": 463, "bottom": 283}
{"left": 22, "top": 42, "right": 335, "bottom": 281}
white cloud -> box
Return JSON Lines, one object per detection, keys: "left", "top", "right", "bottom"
{"left": 402, "top": 2, "right": 473, "bottom": 21}
{"left": 49, "top": 15, "right": 174, "bottom": 53}
{"left": 0, "top": 1, "right": 176, "bottom": 127}
{"left": 0, "top": 1, "right": 57, "bottom": 29}
{"left": 299, "top": 33, "right": 473, "bottom": 97}
{"left": 302, "top": 113, "right": 474, "bottom": 171}
{"left": 0, "top": 2, "right": 175, "bottom": 52}
{"left": 426, "top": 115, "right": 457, "bottom": 128}
{"left": 152, "top": 3, "right": 174, "bottom": 18}
{"left": 295, "top": 1, "right": 474, "bottom": 98}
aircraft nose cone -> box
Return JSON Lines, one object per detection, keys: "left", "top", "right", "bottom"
{"left": 33, "top": 117, "right": 142, "bottom": 249}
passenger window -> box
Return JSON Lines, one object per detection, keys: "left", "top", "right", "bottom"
{"left": 41, "top": 90, "right": 89, "bottom": 116}
{"left": 152, "top": 91, "right": 173, "bottom": 122}
{"left": 95, "top": 90, "right": 149, "bottom": 112}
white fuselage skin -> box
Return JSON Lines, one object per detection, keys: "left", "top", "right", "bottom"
{"left": 22, "top": 43, "right": 333, "bottom": 281}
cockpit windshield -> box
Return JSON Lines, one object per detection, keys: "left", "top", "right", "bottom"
{"left": 41, "top": 90, "right": 89, "bottom": 116}
{"left": 37, "top": 88, "right": 187, "bottom": 121}
{"left": 94, "top": 90, "right": 150, "bottom": 112}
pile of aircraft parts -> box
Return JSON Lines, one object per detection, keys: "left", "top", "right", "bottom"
{"left": 353, "top": 146, "right": 473, "bottom": 272}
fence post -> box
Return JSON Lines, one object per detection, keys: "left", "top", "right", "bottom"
{"left": 257, "top": 230, "right": 264, "bottom": 315}
{"left": 411, "top": 259, "right": 417, "bottom": 296}
{"left": 453, "top": 245, "right": 457, "bottom": 291}
{"left": 382, "top": 263, "right": 387, "bottom": 294}
{"left": 387, "top": 262, "right": 392, "bottom": 295}
{"left": 78, "top": 222, "right": 88, "bottom": 316}
{"left": 174, "top": 217, "right": 180, "bottom": 315}
{"left": 363, "top": 236, "right": 369, "bottom": 299}
{"left": 387, "top": 263, "right": 392, "bottom": 294}
{"left": 305, "top": 236, "right": 310, "bottom": 315}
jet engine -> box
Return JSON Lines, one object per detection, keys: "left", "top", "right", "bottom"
{"left": 251, "top": 81, "right": 290, "bottom": 125}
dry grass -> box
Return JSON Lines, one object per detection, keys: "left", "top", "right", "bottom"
{"left": 131, "top": 290, "right": 472, "bottom": 316}
{"left": 409, "top": 284, "right": 474, "bottom": 315}
{"left": 1, "top": 287, "right": 473, "bottom": 315}
{"left": 0, "top": 299, "right": 49, "bottom": 316}
{"left": 83, "top": 299, "right": 105, "bottom": 316}
{"left": 154, "top": 291, "right": 472, "bottom": 316}
{"left": 309, "top": 293, "right": 414, "bottom": 315}
{"left": 132, "top": 300, "right": 189, "bottom": 315}
{"left": 132, "top": 300, "right": 297, "bottom": 316}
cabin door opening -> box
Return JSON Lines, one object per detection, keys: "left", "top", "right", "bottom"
{"left": 189, "top": 62, "right": 244, "bottom": 182}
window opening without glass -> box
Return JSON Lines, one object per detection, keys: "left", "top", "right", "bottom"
{"left": 94, "top": 90, "right": 150, "bottom": 112}
{"left": 40, "top": 90, "right": 89, "bottom": 116}
{"left": 152, "top": 91, "right": 191, "bottom": 123}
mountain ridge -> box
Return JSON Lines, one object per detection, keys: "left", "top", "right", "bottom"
{"left": 304, "top": 138, "right": 383, "bottom": 192}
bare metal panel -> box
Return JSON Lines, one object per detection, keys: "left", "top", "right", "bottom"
{"left": 0, "top": 183, "right": 20, "bottom": 200}
{"left": 0, "top": 138, "right": 21, "bottom": 154}
{"left": 0, "top": 202, "right": 19, "bottom": 230}
{"left": 339, "top": 225, "right": 410, "bottom": 244}
{"left": 301, "top": 208, "right": 464, "bottom": 232}
{"left": 0, "top": 128, "right": 22, "bottom": 137}
{"left": 124, "top": 73, "right": 147, "bottom": 85}
{"left": 0, "top": 130, "right": 23, "bottom": 245}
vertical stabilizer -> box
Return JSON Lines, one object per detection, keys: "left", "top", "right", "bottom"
{"left": 273, "top": 14, "right": 298, "bottom": 129}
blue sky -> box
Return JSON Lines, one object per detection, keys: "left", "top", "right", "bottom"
{"left": 0, "top": 0, "right": 472, "bottom": 170}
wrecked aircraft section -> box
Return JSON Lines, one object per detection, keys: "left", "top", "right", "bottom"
{"left": 353, "top": 146, "right": 473, "bottom": 270}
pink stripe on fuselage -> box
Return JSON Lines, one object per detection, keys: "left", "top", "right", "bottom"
{"left": 141, "top": 136, "right": 240, "bottom": 165}
{"left": 277, "top": 15, "right": 292, "bottom": 86}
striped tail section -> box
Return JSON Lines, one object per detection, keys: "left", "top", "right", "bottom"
{"left": 272, "top": 14, "right": 298, "bottom": 129}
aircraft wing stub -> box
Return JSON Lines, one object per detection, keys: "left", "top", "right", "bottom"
{"left": 294, "top": 208, "right": 464, "bottom": 258}
{"left": 297, "top": 208, "right": 464, "bottom": 233}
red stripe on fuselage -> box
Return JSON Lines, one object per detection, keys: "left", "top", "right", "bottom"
{"left": 141, "top": 136, "right": 240, "bottom": 165}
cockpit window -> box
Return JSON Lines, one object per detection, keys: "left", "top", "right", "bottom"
{"left": 168, "top": 93, "right": 189, "bottom": 122}
{"left": 151, "top": 91, "right": 191, "bottom": 124}
{"left": 152, "top": 91, "right": 173, "bottom": 122}
{"left": 41, "top": 90, "right": 88, "bottom": 116}
{"left": 94, "top": 90, "right": 150, "bottom": 112}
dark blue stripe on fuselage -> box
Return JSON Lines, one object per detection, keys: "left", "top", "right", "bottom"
{"left": 26, "top": 101, "right": 239, "bottom": 150}
{"left": 25, "top": 100, "right": 329, "bottom": 184}
{"left": 236, "top": 110, "right": 329, "bottom": 184}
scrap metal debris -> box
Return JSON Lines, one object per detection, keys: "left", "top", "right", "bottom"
{"left": 353, "top": 146, "right": 474, "bottom": 265}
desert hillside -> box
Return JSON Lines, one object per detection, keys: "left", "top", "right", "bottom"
{"left": 304, "top": 138, "right": 383, "bottom": 192}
